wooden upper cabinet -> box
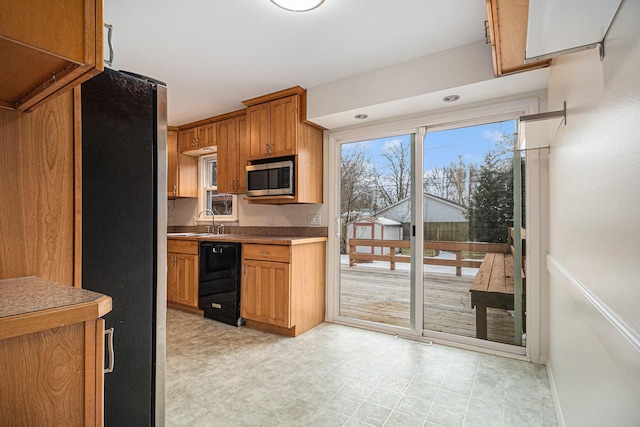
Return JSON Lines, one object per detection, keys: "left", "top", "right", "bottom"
{"left": 217, "top": 114, "right": 248, "bottom": 194}
{"left": 247, "top": 102, "right": 271, "bottom": 159}
{"left": 243, "top": 87, "right": 318, "bottom": 161}
{"left": 168, "top": 129, "right": 197, "bottom": 198}
{"left": 0, "top": 0, "right": 104, "bottom": 111}
{"left": 246, "top": 95, "right": 297, "bottom": 159}
{"left": 167, "top": 130, "right": 178, "bottom": 197}
{"left": 270, "top": 96, "right": 298, "bottom": 157}
{"left": 242, "top": 87, "right": 324, "bottom": 204}
{"left": 179, "top": 123, "right": 216, "bottom": 155}
{"left": 485, "top": 0, "right": 550, "bottom": 76}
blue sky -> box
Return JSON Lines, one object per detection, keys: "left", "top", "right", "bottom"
{"left": 341, "top": 120, "right": 516, "bottom": 172}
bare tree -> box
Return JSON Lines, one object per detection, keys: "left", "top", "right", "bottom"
{"left": 374, "top": 139, "right": 411, "bottom": 207}
{"left": 340, "top": 146, "right": 374, "bottom": 252}
{"left": 424, "top": 156, "right": 478, "bottom": 207}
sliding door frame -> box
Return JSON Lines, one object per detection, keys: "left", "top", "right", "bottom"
{"left": 327, "top": 97, "right": 546, "bottom": 361}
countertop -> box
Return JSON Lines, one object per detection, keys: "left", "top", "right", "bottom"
{"left": 0, "top": 276, "right": 112, "bottom": 340}
{"left": 167, "top": 233, "right": 327, "bottom": 245}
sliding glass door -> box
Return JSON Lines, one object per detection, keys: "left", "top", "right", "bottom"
{"left": 338, "top": 134, "right": 415, "bottom": 330}
{"left": 335, "top": 119, "right": 525, "bottom": 349}
{"left": 421, "top": 120, "right": 525, "bottom": 347}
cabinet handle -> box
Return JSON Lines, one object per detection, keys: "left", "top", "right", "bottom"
{"left": 173, "top": 184, "right": 177, "bottom": 195}
{"left": 104, "top": 23, "right": 114, "bottom": 66}
{"left": 259, "top": 250, "right": 270, "bottom": 255}
{"left": 104, "top": 327, "right": 115, "bottom": 374}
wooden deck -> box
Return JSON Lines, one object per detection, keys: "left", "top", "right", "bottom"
{"left": 340, "top": 265, "right": 517, "bottom": 345}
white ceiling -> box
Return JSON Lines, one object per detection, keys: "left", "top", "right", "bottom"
{"left": 105, "top": 0, "right": 547, "bottom": 128}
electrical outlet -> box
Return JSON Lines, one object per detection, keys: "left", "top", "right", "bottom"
{"left": 308, "top": 214, "right": 321, "bottom": 225}
{"left": 267, "top": 216, "right": 275, "bottom": 225}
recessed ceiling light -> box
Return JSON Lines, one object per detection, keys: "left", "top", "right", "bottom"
{"left": 354, "top": 114, "right": 368, "bottom": 120}
{"left": 270, "top": 0, "right": 325, "bottom": 12}
{"left": 202, "top": 147, "right": 215, "bottom": 151}
{"left": 443, "top": 95, "right": 461, "bottom": 102}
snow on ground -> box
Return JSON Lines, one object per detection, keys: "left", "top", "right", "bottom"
{"left": 340, "top": 251, "right": 479, "bottom": 277}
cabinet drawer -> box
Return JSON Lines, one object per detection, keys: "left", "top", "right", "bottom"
{"left": 167, "top": 239, "right": 199, "bottom": 255}
{"left": 243, "top": 244, "right": 290, "bottom": 263}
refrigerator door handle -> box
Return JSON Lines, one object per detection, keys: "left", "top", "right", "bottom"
{"left": 104, "top": 327, "right": 115, "bottom": 374}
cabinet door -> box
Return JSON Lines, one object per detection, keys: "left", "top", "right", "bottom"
{"left": 247, "top": 103, "right": 271, "bottom": 159}
{"left": 241, "top": 259, "right": 290, "bottom": 327}
{"left": 175, "top": 253, "right": 199, "bottom": 308}
{"left": 236, "top": 115, "right": 248, "bottom": 193}
{"left": 270, "top": 95, "right": 298, "bottom": 157}
{"left": 167, "top": 253, "right": 178, "bottom": 303}
{"left": 179, "top": 128, "right": 198, "bottom": 153}
{"left": 217, "top": 117, "right": 238, "bottom": 194}
{"left": 217, "top": 115, "right": 248, "bottom": 194}
{"left": 177, "top": 153, "right": 198, "bottom": 198}
{"left": 0, "top": 319, "right": 104, "bottom": 425}
{"left": 197, "top": 123, "right": 217, "bottom": 149}
{"left": 167, "top": 130, "right": 178, "bottom": 197}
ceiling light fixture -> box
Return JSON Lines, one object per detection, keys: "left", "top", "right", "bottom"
{"left": 442, "top": 95, "right": 461, "bottom": 102}
{"left": 270, "top": 0, "right": 325, "bottom": 12}
{"left": 354, "top": 114, "right": 368, "bottom": 120}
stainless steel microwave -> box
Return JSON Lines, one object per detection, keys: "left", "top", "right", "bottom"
{"left": 246, "top": 160, "right": 294, "bottom": 197}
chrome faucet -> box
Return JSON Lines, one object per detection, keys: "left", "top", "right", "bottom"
{"left": 197, "top": 209, "right": 215, "bottom": 234}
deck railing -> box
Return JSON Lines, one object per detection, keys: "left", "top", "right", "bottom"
{"left": 348, "top": 239, "right": 510, "bottom": 276}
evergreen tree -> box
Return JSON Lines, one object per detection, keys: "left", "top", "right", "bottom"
{"left": 468, "top": 149, "right": 514, "bottom": 243}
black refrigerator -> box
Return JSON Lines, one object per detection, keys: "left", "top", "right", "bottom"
{"left": 81, "top": 68, "right": 167, "bottom": 426}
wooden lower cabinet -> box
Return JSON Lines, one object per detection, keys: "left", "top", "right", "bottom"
{"left": 0, "top": 320, "right": 105, "bottom": 426}
{"left": 167, "top": 240, "right": 200, "bottom": 313}
{"left": 242, "top": 259, "right": 290, "bottom": 328}
{"left": 241, "top": 241, "right": 325, "bottom": 336}
{"left": 0, "top": 277, "right": 111, "bottom": 426}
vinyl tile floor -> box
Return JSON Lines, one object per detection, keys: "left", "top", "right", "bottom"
{"left": 165, "top": 309, "right": 558, "bottom": 427}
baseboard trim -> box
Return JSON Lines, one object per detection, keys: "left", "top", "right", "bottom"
{"left": 546, "top": 363, "right": 566, "bottom": 427}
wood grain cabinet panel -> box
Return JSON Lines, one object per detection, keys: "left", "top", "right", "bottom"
{"left": 241, "top": 241, "right": 325, "bottom": 336}
{"left": 217, "top": 115, "right": 248, "bottom": 194}
{"left": 179, "top": 123, "right": 216, "bottom": 155}
{"left": 485, "top": 0, "right": 550, "bottom": 76}
{"left": 241, "top": 259, "right": 291, "bottom": 328}
{"left": 167, "top": 240, "right": 200, "bottom": 313}
{"left": 168, "top": 129, "right": 197, "bottom": 198}
{"left": 0, "top": 319, "right": 105, "bottom": 426}
{"left": 0, "top": 0, "right": 103, "bottom": 111}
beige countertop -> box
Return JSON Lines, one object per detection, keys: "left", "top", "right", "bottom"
{"left": 0, "top": 276, "right": 112, "bottom": 340}
{"left": 167, "top": 233, "right": 327, "bottom": 245}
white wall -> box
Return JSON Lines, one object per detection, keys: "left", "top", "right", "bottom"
{"left": 545, "top": 0, "right": 640, "bottom": 425}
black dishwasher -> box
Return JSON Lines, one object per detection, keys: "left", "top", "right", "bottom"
{"left": 199, "top": 241, "right": 243, "bottom": 326}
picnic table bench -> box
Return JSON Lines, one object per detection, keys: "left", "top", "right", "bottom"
{"left": 470, "top": 252, "right": 515, "bottom": 340}
{"left": 469, "top": 229, "right": 525, "bottom": 340}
